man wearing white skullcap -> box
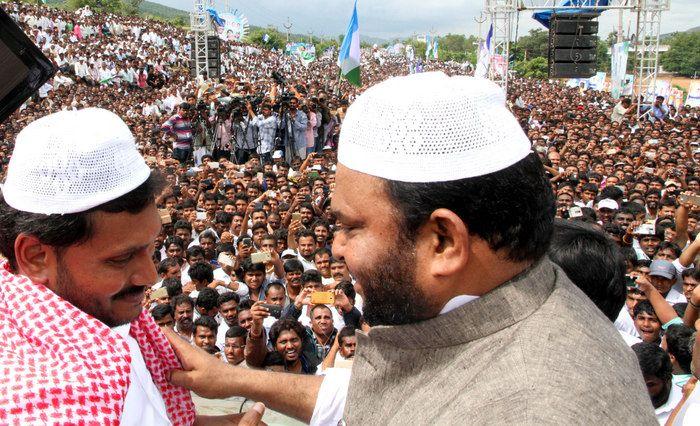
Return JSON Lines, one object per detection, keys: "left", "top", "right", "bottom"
{"left": 161, "top": 73, "right": 655, "bottom": 424}
{"left": 0, "top": 108, "right": 265, "bottom": 424}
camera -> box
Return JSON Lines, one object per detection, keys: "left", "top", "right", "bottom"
{"left": 201, "top": 179, "right": 214, "bottom": 190}
{"left": 271, "top": 70, "right": 287, "bottom": 86}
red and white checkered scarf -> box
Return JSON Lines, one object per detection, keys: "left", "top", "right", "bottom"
{"left": 0, "top": 261, "right": 196, "bottom": 425}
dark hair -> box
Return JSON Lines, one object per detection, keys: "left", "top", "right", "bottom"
{"left": 548, "top": 220, "right": 626, "bottom": 321}
{"left": 336, "top": 280, "right": 356, "bottom": 301}
{"left": 199, "top": 230, "right": 217, "bottom": 242}
{"left": 217, "top": 291, "right": 240, "bottom": 307}
{"left": 301, "top": 269, "right": 322, "bottom": 285}
{"left": 189, "top": 262, "right": 214, "bottom": 283}
{"left": 194, "top": 315, "right": 218, "bottom": 334}
{"left": 296, "top": 229, "right": 315, "bottom": 241}
{"left": 310, "top": 303, "right": 332, "bottom": 317}
{"left": 313, "top": 247, "right": 332, "bottom": 259}
{"left": 157, "top": 257, "right": 180, "bottom": 274}
{"left": 338, "top": 325, "right": 356, "bottom": 342}
{"left": 241, "top": 258, "right": 266, "bottom": 274}
{"left": 251, "top": 222, "right": 267, "bottom": 234}
{"left": 238, "top": 299, "right": 254, "bottom": 311}
{"left": 633, "top": 300, "right": 657, "bottom": 319}
{"left": 284, "top": 259, "right": 304, "bottom": 273}
{"left": 656, "top": 241, "right": 682, "bottom": 258}
{"left": 173, "top": 220, "right": 192, "bottom": 231}
{"left": 186, "top": 246, "right": 206, "bottom": 260}
{"left": 632, "top": 342, "right": 672, "bottom": 382}
{"left": 195, "top": 287, "right": 219, "bottom": 310}
{"left": 163, "top": 278, "right": 183, "bottom": 297}
{"left": 171, "top": 293, "right": 194, "bottom": 309}
{"left": 0, "top": 171, "right": 165, "bottom": 270}
{"left": 665, "top": 324, "right": 694, "bottom": 374}
{"left": 164, "top": 235, "right": 185, "bottom": 250}
{"left": 151, "top": 303, "right": 173, "bottom": 320}
{"left": 225, "top": 325, "right": 248, "bottom": 340}
{"left": 673, "top": 303, "right": 688, "bottom": 319}
{"left": 386, "top": 153, "right": 554, "bottom": 262}
{"left": 269, "top": 318, "right": 306, "bottom": 346}
{"left": 265, "top": 281, "right": 286, "bottom": 296}
{"left": 214, "top": 212, "right": 233, "bottom": 225}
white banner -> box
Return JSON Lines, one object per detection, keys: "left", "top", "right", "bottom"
{"left": 687, "top": 82, "right": 700, "bottom": 107}
{"left": 610, "top": 42, "right": 629, "bottom": 99}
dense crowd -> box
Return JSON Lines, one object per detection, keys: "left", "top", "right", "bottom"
{"left": 3, "top": 0, "right": 700, "bottom": 423}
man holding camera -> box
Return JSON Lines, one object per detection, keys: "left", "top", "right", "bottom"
{"left": 251, "top": 102, "right": 278, "bottom": 164}
{"left": 161, "top": 102, "right": 193, "bottom": 163}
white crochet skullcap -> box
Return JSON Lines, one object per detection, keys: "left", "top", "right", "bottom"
{"left": 3, "top": 108, "right": 150, "bottom": 214}
{"left": 338, "top": 72, "right": 531, "bottom": 182}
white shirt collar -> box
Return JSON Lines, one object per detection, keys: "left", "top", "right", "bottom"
{"left": 439, "top": 295, "right": 480, "bottom": 315}
{"left": 112, "top": 323, "right": 131, "bottom": 338}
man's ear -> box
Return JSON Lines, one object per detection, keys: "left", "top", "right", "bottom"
{"left": 419, "top": 208, "right": 469, "bottom": 278}
{"left": 14, "top": 233, "right": 54, "bottom": 285}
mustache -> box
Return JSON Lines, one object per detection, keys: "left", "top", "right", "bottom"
{"left": 112, "top": 285, "right": 145, "bottom": 300}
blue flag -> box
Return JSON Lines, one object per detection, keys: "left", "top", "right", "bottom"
{"left": 533, "top": 0, "right": 609, "bottom": 28}
{"left": 206, "top": 8, "right": 225, "bottom": 27}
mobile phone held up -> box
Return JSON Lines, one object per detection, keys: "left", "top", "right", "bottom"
{"left": 260, "top": 303, "right": 282, "bottom": 318}
{"left": 310, "top": 291, "right": 335, "bottom": 305}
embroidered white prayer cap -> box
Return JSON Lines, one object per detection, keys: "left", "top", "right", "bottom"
{"left": 3, "top": 108, "right": 150, "bottom": 215}
{"left": 338, "top": 72, "right": 532, "bottom": 182}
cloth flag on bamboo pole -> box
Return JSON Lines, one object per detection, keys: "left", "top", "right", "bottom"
{"left": 338, "top": 0, "right": 361, "bottom": 87}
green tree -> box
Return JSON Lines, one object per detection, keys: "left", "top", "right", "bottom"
{"left": 121, "top": 0, "right": 142, "bottom": 15}
{"left": 512, "top": 29, "right": 549, "bottom": 61}
{"left": 246, "top": 27, "right": 285, "bottom": 50}
{"left": 660, "top": 32, "right": 700, "bottom": 76}
{"left": 514, "top": 57, "right": 548, "bottom": 78}
{"left": 67, "top": 0, "right": 121, "bottom": 13}
{"left": 171, "top": 16, "right": 187, "bottom": 28}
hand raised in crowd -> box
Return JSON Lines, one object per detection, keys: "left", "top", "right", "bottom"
{"left": 333, "top": 289, "right": 353, "bottom": 314}
{"left": 250, "top": 301, "right": 270, "bottom": 336}
{"left": 293, "top": 287, "right": 313, "bottom": 310}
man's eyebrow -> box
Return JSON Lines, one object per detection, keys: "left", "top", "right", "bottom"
{"left": 329, "top": 208, "right": 346, "bottom": 220}
{"left": 106, "top": 243, "right": 151, "bottom": 258}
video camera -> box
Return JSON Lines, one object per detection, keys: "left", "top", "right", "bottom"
{"left": 271, "top": 70, "right": 287, "bottom": 86}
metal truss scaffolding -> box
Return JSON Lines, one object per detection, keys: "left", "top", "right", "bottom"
{"left": 190, "top": 0, "right": 214, "bottom": 79}
{"left": 634, "top": 0, "right": 667, "bottom": 117}
{"left": 483, "top": 0, "right": 670, "bottom": 118}
{"left": 486, "top": 0, "right": 517, "bottom": 89}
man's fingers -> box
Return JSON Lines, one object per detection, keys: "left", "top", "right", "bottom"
{"left": 163, "top": 326, "right": 199, "bottom": 369}
{"left": 239, "top": 403, "right": 266, "bottom": 426}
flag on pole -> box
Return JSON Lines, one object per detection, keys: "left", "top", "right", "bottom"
{"left": 433, "top": 38, "right": 439, "bottom": 60}
{"left": 337, "top": 0, "right": 361, "bottom": 87}
{"left": 425, "top": 34, "right": 432, "bottom": 59}
{"left": 475, "top": 24, "right": 493, "bottom": 78}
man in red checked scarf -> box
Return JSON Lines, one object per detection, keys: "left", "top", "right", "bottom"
{"left": 0, "top": 108, "right": 264, "bottom": 425}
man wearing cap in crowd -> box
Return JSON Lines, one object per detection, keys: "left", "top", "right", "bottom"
{"left": 649, "top": 259, "right": 687, "bottom": 304}
{"left": 0, "top": 108, "right": 264, "bottom": 423}
{"left": 597, "top": 198, "right": 619, "bottom": 224}
{"left": 163, "top": 73, "right": 655, "bottom": 424}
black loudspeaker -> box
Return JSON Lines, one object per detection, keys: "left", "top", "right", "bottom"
{"left": 0, "top": 7, "right": 56, "bottom": 123}
{"left": 206, "top": 36, "right": 220, "bottom": 79}
{"left": 548, "top": 13, "right": 599, "bottom": 79}
{"left": 189, "top": 36, "right": 221, "bottom": 79}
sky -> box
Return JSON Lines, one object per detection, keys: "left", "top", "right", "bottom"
{"left": 158, "top": 0, "right": 697, "bottom": 41}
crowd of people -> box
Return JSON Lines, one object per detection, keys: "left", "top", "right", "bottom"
{"left": 3, "top": 0, "right": 700, "bottom": 423}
